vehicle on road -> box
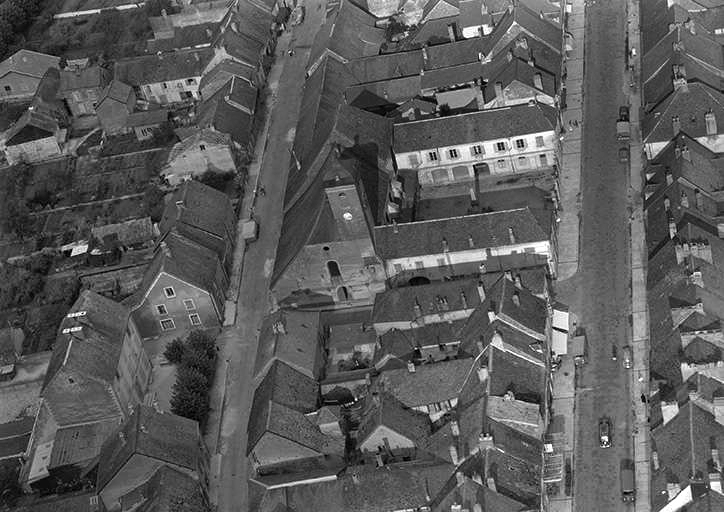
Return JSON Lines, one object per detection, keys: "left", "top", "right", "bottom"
{"left": 616, "top": 106, "right": 630, "bottom": 141}
{"left": 241, "top": 219, "right": 259, "bottom": 242}
{"left": 598, "top": 417, "right": 612, "bottom": 448}
{"left": 618, "top": 147, "right": 629, "bottom": 162}
{"left": 622, "top": 345, "right": 632, "bottom": 369}
{"left": 621, "top": 459, "right": 636, "bottom": 502}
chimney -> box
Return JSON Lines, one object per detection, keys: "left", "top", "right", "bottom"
{"left": 682, "top": 145, "right": 691, "bottom": 161}
{"left": 508, "top": 227, "right": 516, "bottom": 244}
{"left": 512, "top": 291, "right": 520, "bottom": 307}
{"left": 451, "top": 420, "right": 460, "bottom": 436}
{"left": 468, "top": 234, "right": 474, "bottom": 248}
{"left": 231, "top": 21, "right": 239, "bottom": 33}
{"left": 161, "top": 8, "right": 167, "bottom": 16}
{"left": 449, "top": 445, "right": 459, "bottom": 465}
{"left": 507, "top": 49, "right": 514, "bottom": 62}
{"left": 695, "top": 189, "right": 704, "bottom": 210}
{"left": 661, "top": 400, "right": 679, "bottom": 425}
{"left": 706, "top": 109, "right": 717, "bottom": 136}
{"left": 460, "top": 290, "right": 468, "bottom": 309}
{"left": 491, "top": 329, "right": 503, "bottom": 346}
{"left": 681, "top": 191, "right": 689, "bottom": 208}
{"left": 414, "top": 299, "right": 422, "bottom": 319}
{"left": 479, "top": 433, "right": 494, "bottom": 452}
{"left": 205, "top": 28, "right": 213, "bottom": 38}
{"left": 504, "top": 270, "right": 512, "bottom": 281}
{"left": 486, "top": 476, "right": 497, "bottom": 492}
{"left": 666, "top": 168, "right": 673, "bottom": 185}
{"left": 375, "top": 453, "right": 384, "bottom": 467}
{"left": 533, "top": 73, "right": 543, "bottom": 90}
{"left": 710, "top": 473, "right": 723, "bottom": 494}
{"left": 487, "top": 305, "right": 496, "bottom": 322}
{"left": 672, "top": 115, "right": 681, "bottom": 135}
{"left": 407, "top": 361, "right": 416, "bottom": 373}
{"left": 442, "top": 238, "right": 449, "bottom": 252}
{"left": 518, "top": 36, "right": 528, "bottom": 49}
{"left": 421, "top": 46, "right": 428, "bottom": 64}
{"left": 478, "top": 262, "right": 486, "bottom": 276}
{"left": 455, "top": 472, "right": 465, "bottom": 486}
{"left": 713, "top": 448, "right": 721, "bottom": 472}
{"left": 392, "top": 219, "right": 398, "bottom": 233}
{"left": 652, "top": 450, "right": 660, "bottom": 470}
{"left": 514, "top": 274, "right": 523, "bottom": 289}
{"left": 447, "top": 23, "right": 456, "bottom": 43}
{"left": 527, "top": 54, "right": 535, "bottom": 67}
{"left": 477, "top": 364, "right": 488, "bottom": 382}
{"left": 477, "top": 280, "right": 486, "bottom": 301}
{"left": 675, "top": 145, "right": 682, "bottom": 159}
{"left": 668, "top": 216, "right": 677, "bottom": 239}
{"left": 118, "top": 431, "right": 126, "bottom": 442}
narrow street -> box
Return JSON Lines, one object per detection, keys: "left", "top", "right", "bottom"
{"left": 209, "top": 1, "right": 328, "bottom": 510}
{"left": 572, "top": 0, "right": 634, "bottom": 509}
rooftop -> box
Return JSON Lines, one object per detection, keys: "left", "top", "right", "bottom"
{"left": 253, "top": 310, "right": 322, "bottom": 380}
{"left": 0, "top": 50, "right": 60, "bottom": 80}
{"left": 113, "top": 48, "right": 214, "bottom": 85}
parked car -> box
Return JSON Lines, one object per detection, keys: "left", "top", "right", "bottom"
{"left": 621, "top": 459, "right": 636, "bottom": 502}
{"left": 599, "top": 417, "right": 612, "bottom": 448}
{"left": 622, "top": 345, "right": 633, "bottom": 369}
{"left": 619, "top": 147, "right": 629, "bottom": 162}
{"left": 619, "top": 106, "right": 629, "bottom": 122}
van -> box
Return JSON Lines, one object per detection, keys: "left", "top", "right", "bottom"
{"left": 621, "top": 459, "right": 636, "bottom": 502}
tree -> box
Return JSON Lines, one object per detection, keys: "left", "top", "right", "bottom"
{"left": 142, "top": 184, "right": 166, "bottom": 222}
{"left": 181, "top": 349, "right": 215, "bottom": 380}
{"left": 0, "top": 462, "right": 22, "bottom": 507}
{"left": 175, "top": 365, "right": 209, "bottom": 393}
{"left": 170, "top": 386, "right": 209, "bottom": 423}
{"left": 164, "top": 337, "right": 186, "bottom": 364}
{"left": 187, "top": 329, "right": 216, "bottom": 360}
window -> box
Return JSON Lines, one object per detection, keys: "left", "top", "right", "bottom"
{"left": 428, "top": 151, "right": 439, "bottom": 162}
{"left": 539, "top": 154, "right": 548, "bottom": 165}
{"left": 431, "top": 168, "right": 449, "bottom": 184}
{"left": 189, "top": 313, "right": 202, "bottom": 326}
{"left": 496, "top": 159, "right": 506, "bottom": 169}
{"left": 415, "top": 260, "right": 424, "bottom": 269}
{"left": 187, "top": 78, "right": 196, "bottom": 85}
{"left": 199, "top": 144, "right": 206, "bottom": 151}
{"left": 327, "top": 261, "right": 341, "bottom": 278}
{"left": 448, "top": 148, "right": 459, "bottom": 159}
{"left": 495, "top": 142, "right": 506, "bottom": 152}
{"left": 164, "top": 287, "right": 176, "bottom": 298}
{"left": 156, "top": 304, "right": 168, "bottom": 315}
{"left": 437, "top": 258, "right": 446, "bottom": 268}
{"left": 394, "top": 263, "right": 403, "bottom": 273}
{"left": 471, "top": 145, "right": 483, "bottom": 156}
{"left": 515, "top": 139, "right": 526, "bottom": 149}
{"left": 535, "top": 136, "right": 545, "bottom": 147}
{"left": 162, "top": 82, "right": 168, "bottom": 89}
{"left": 3, "top": 85, "right": 11, "bottom": 92}
{"left": 183, "top": 299, "right": 196, "bottom": 310}
{"left": 160, "top": 318, "right": 175, "bottom": 331}
{"left": 452, "top": 166, "right": 470, "bottom": 180}
{"left": 518, "top": 156, "right": 528, "bottom": 168}
{"left": 177, "top": 82, "right": 184, "bottom": 89}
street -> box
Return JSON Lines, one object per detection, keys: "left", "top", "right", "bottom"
{"left": 571, "top": 0, "right": 634, "bottom": 510}
{"left": 210, "top": 1, "right": 328, "bottom": 510}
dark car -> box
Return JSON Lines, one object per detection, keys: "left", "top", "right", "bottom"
{"left": 599, "top": 417, "right": 612, "bottom": 448}
{"left": 619, "top": 147, "right": 629, "bottom": 162}
{"left": 619, "top": 105, "right": 630, "bottom": 121}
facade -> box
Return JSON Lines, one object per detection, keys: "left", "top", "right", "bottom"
{"left": 392, "top": 102, "right": 559, "bottom": 185}
{"left": 58, "top": 66, "right": 111, "bottom": 117}
{"left": 0, "top": 50, "right": 60, "bottom": 101}
{"left": 97, "top": 405, "right": 209, "bottom": 512}
{"left": 23, "top": 291, "right": 151, "bottom": 486}
{"left": 2, "top": 108, "right": 65, "bottom": 164}
{"left": 374, "top": 207, "right": 557, "bottom": 279}
{"left": 164, "top": 128, "right": 238, "bottom": 185}
{"left": 114, "top": 49, "right": 213, "bottom": 105}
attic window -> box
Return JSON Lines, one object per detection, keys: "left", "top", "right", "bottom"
{"left": 3, "top": 85, "right": 10, "bottom": 92}
{"left": 199, "top": 144, "right": 206, "bottom": 151}
{"left": 164, "top": 287, "right": 176, "bottom": 298}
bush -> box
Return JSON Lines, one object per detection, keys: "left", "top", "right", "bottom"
{"left": 170, "top": 386, "right": 209, "bottom": 423}
{"left": 142, "top": 184, "right": 166, "bottom": 222}
{"left": 187, "top": 329, "right": 216, "bottom": 360}
{"left": 181, "top": 349, "right": 215, "bottom": 380}
{"left": 164, "top": 337, "right": 186, "bottom": 364}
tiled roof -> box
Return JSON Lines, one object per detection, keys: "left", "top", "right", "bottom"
{"left": 652, "top": 400, "right": 724, "bottom": 486}
{"left": 486, "top": 274, "right": 548, "bottom": 336}
{"left": 98, "top": 80, "right": 133, "bottom": 105}
{"left": 487, "top": 345, "right": 546, "bottom": 403}
{"left": 283, "top": 461, "right": 454, "bottom": 512}
{"left": 374, "top": 320, "right": 468, "bottom": 366}
{"left": 486, "top": 395, "right": 542, "bottom": 438}
{"left": 392, "top": 101, "right": 557, "bottom": 152}
{"left": 308, "top": 0, "right": 385, "bottom": 69}
{"left": 0, "top": 50, "right": 60, "bottom": 80}
{"left": 4, "top": 108, "right": 59, "bottom": 146}
{"left": 13, "top": 491, "right": 100, "bottom": 512}
{"left": 59, "top": 66, "right": 111, "bottom": 92}
{"left": 167, "top": 128, "right": 233, "bottom": 161}
{"left": 482, "top": 58, "right": 557, "bottom": 101}
{"left": 159, "top": 180, "right": 236, "bottom": 255}
{"left": 97, "top": 405, "right": 201, "bottom": 489}
{"left": 0, "top": 417, "right": 33, "bottom": 459}
{"left": 121, "top": 465, "right": 206, "bottom": 512}
{"left": 373, "top": 207, "right": 550, "bottom": 260}
{"left": 481, "top": 3, "right": 561, "bottom": 55}
{"left": 345, "top": 75, "right": 422, "bottom": 107}
{"left": 432, "top": 474, "right": 528, "bottom": 512}
{"left": 50, "top": 418, "right": 119, "bottom": 469}
{"left": 114, "top": 49, "right": 213, "bottom": 85}
{"left": 641, "top": 0, "right": 675, "bottom": 54}
{"left": 376, "top": 357, "right": 474, "bottom": 408}
{"left": 199, "top": 59, "right": 255, "bottom": 100}
{"left": 422, "top": 0, "right": 460, "bottom": 21}
{"left": 253, "top": 310, "right": 322, "bottom": 380}
{"left": 125, "top": 108, "right": 170, "bottom": 128}
{"left": 372, "top": 277, "right": 484, "bottom": 324}
{"left": 346, "top": 50, "right": 425, "bottom": 83}
{"left": 357, "top": 394, "right": 431, "bottom": 446}
{"left": 220, "top": 1, "right": 273, "bottom": 46}
{"left": 247, "top": 400, "right": 343, "bottom": 456}
{"left": 250, "top": 360, "right": 319, "bottom": 421}
{"left": 482, "top": 445, "right": 541, "bottom": 507}
{"left": 643, "top": 82, "right": 724, "bottom": 143}
{"left": 196, "top": 76, "right": 256, "bottom": 144}
{"left": 91, "top": 217, "right": 156, "bottom": 247}
{"left": 146, "top": 22, "right": 217, "bottom": 54}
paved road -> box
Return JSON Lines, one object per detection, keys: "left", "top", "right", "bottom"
{"left": 213, "top": 2, "right": 327, "bottom": 511}
{"left": 572, "top": 0, "right": 635, "bottom": 510}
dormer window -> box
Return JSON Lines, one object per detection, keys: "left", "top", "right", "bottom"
{"left": 495, "top": 142, "right": 506, "bottom": 152}
{"left": 428, "top": 151, "right": 439, "bottom": 162}
{"left": 448, "top": 148, "right": 459, "bottom": 159}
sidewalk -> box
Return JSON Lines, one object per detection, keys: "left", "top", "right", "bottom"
{"left": 556, "top": 0, "right": 584, "bottom": 282}
{"left": 625, "top": 0, "right": 652, "bottom": 509}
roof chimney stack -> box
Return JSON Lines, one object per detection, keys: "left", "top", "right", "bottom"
{"left": 706, "top": 109, "right": 717, "bottom": 136}
{"left": 672, "top": 115, "right": 681, "bottom": 135}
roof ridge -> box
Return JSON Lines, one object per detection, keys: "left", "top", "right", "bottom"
{"left": 377, "top": 207, "right": 532, "bottom": 228}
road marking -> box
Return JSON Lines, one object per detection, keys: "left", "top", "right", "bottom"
{"left": 264, "top": 258, "right": 275, "bottom": 277}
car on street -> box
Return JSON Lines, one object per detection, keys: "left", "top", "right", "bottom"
{"left": 621, "top": 459, "right": 636, "bottom": 502}
{"left": 618, "top": 147, "right": 629, "bottom": 162}
{"left": 622, "top": 345, "right": 633, "bottom": 369}
{"left": 599, "top": 417, "right": 612, "bottom": 448}
{"left": 619, "top": 106, "right": 629, "bottom": 121}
